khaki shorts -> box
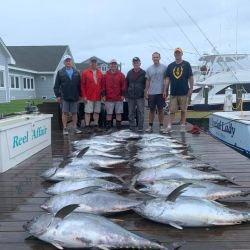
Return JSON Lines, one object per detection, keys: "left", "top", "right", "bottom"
{"left": 105, "top": 101, "right": 123, "bottom": 115}
{"left": 169, "top": 95, "right": 188, "bottom": 113}
{"left": 84, "top": 101, "right": 101, "bottom": 113}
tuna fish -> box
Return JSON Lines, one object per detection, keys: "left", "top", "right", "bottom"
{"left": 136, "top": 141, "right": 186, "bottom": 149}
{"left": 41, "top": 187, "right": 143, "bottom": 215}
{"left": 24, "top": 207, "right": 169, "bottom": 249}
{"left": 135, "top": 151, "right": 191, "bottom": 160}
{"left": 138, "top": 179, "right": 248, "bottom": 200}
{"left": 66, "top": 155, "right": 128, "bottom": 168}
{"left": 132, "top": 165, "right": 227, "bottom": 185}
{"left": 133, "top": 156, "right": 206, "bottom": 169}
{"left": 134, "top": 189, "right": 250, "bottom": 229}
{"left": 41, "top": 166, "right": 124, "bottom": 182}
{"left": 46, "top": 178, "right": 125, "bottom": 195}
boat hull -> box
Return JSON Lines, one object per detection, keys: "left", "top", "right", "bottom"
{"left": 209, "top": 111, "right": 250, "bottom": 155}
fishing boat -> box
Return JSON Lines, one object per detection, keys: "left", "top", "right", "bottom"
{"left": 209, "top": 111, "right": 250, "bottom": 156}
{"left": 190, "top": 53, "right": 250, "bottom": 110}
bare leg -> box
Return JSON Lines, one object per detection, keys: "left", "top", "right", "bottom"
{"left": 62, "top": 112, "right": 68, "bottom": 129}
{"left": 85, "top": 113, "right": 91, "bottom": 126}
{"left": 106, "top": 114, "right": 112, "bottom": 121}
{"left": 72, "top": 112, "right": 78, "bottom": 128}
{"left": 93, "top": 112, "right": 99, "bottom": 126}
{"left": 149, "top": 109, "right": 155, "bottom": 124}
{"left": 116, "top": 113, "right": 121, "bottom": 121}
{"left": 158, "top": 108, "right": 164, "bottom": 125}
{"left": 180, "top": 111, "right": 186, "bottom": 125}
{"left": 168, "top": 113, "right": 175, "bottom": 128}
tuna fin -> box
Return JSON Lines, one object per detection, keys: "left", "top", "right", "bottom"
{"left": 166, "top": 183, "right": 193, "bottom": 202}
{"left": 25, "top": 235, "right": 38, "bottom": 240}
{"left": 55, "top": 204, "right": 80, "bottom": 219}
{"left": 116, "top": 174, "right": 129, "bottom": 183}
{"left": 130, "top": 174, "right": 138, "bottom": 190}
{"left": 76, "top": 146, "right": 90, "bottom": 158}
{"left": 169, "top": 222, "right": 183, "bottom": 230}
{"left": 58, "top": 158, "right": 72, "bottom": 168}
{"left": 51, "top": 241, "right": 64, "bottom": 249}
{"left": 47, "top": 167, "right": 59, "bottom": 178}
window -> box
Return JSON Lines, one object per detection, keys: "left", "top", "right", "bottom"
{"left": 0, "top": 71, "right": 4, "bottom": 87}
{"left": 31, "top": 78, "right": 34, "bottom": 89}
{"left": 193, "top": 87, "right": 202, "bottom": 93}
{"left": 23, "top": 78, "right": 26, "bottom": 89}
{"left": 23, "top": 76, "right": 34, "bottom": 90}
{"left": 101, "top": 64, "right": 108, "bottom": 73}
{"left": 10, "top": 75, "right": 20, "bottom": 89}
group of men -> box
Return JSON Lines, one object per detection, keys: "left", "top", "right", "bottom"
{"left": 53, "top": 47, "right": 194, "bottom": 135}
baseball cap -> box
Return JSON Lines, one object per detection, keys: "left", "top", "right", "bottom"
{"left": 132, "top": 57, "right": 140, "bottom": 62}
{"left": 90, "top": 57, "right": 97, "bottom": 62}
{"left": 110, "top": 59, "right": 117, "bottom": 64}
{"left": 63, "top": 54, "right": 72, "bottom": 61}
{"left": 174, "top": 47, "right": 183, "bottom": 53}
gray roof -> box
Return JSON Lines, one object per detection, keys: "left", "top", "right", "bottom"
{"left": 76, "top": 56, "right": 108, "bottom": 71}
{"left": 7, "top": 45, "right": 68, "bottom": 72}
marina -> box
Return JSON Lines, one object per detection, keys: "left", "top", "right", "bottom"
{"left": 0, "top": 119, "right": 250, "bottom": 250}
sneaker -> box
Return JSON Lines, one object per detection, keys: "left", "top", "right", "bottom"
{"left": 73, "top": 128, "right": 82, "bottom": 134}
{"left": 159, "top": 126, "right": 164, "bottom": 133}
{"left": 180, "top": 124, "right": 186, "bottom": 132}
{"left": 137, "top": 129, "right": 143, "bottom": 133}
{"left": 145, "top": 126, "right": 153, "bottom": 133}
{"left": 163, "top": 126, "right": 172, "bottom": 134}
{"left": 63, "top": 128, "right": 69, "bottom": 135}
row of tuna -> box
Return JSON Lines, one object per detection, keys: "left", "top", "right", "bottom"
{"left": 23, "top": 129, "right": 250, "bottom": 249}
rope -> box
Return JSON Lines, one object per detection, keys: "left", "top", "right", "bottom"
{"left": 232, "top": 97, "right": 243, "bottom": 111}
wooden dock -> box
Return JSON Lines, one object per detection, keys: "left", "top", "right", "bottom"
{"left": 0, "top": 122, "right": 250, "bottom": 250}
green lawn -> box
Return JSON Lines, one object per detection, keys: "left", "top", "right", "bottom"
{"left": 173, "top": 110, "right": 220, "bottom": 119}
{"left": 0, "top": 99, "right": 45, "bottom": 114}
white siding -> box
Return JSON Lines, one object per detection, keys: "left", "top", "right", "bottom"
{"left": 35, "top": 74, "right": 55, "bottom": 99}
{"left": 8, "top": 69, "right": 36, "bottom": 100}
{"left": 0, "top": 45, "right": 9, "bottom": 103}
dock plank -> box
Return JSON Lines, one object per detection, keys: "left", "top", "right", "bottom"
{"left": 0, "top": 120, "right": 250, "bottom": 250}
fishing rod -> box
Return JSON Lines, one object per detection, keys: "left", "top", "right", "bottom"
{"left": 175, "top": 0, "right": 241, "bottom": 84}
{"left": 162, "top": 6, "right": 202, "bottom": 57}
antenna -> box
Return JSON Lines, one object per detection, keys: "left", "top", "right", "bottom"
{"left": 175, "top": 0, "right": 219, "bottom": 54}
{"left": 235, "top": 0, "right": 239, "bottom": 54}
{"left": 162, "top": 6, "right": 202, "bottom": 57}
{"left": 174, "top": 0, "right": 241, "bottom": 84}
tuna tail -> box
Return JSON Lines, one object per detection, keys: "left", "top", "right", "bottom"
{"left": 151, "top": 239, "right": 185, "bottom": 250}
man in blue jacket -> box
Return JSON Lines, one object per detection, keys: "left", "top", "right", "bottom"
{"left": 54, "top": 55, "right": 82, "bottom": 135}
{"left": 126, "top": 57, "right": 146, "bottom": 132}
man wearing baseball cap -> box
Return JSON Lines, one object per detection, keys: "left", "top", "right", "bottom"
{"left": 54, "top": 54, "right": 82, "bottom": 135}
{"left": 81, "top": 57, "right": 103, "bottom": 132}
{"left": 126, "top": 57, "right": 146, "bottom": 132}
{"left": 102, "top": 59, "right": 126, "bottom": 130}
{"left": 163, "top": 47, "right": 194, "bottom": 133}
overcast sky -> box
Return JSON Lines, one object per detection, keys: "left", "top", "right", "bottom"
{"left": 1, "top": 0, "right": 249, "bottom": 73}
